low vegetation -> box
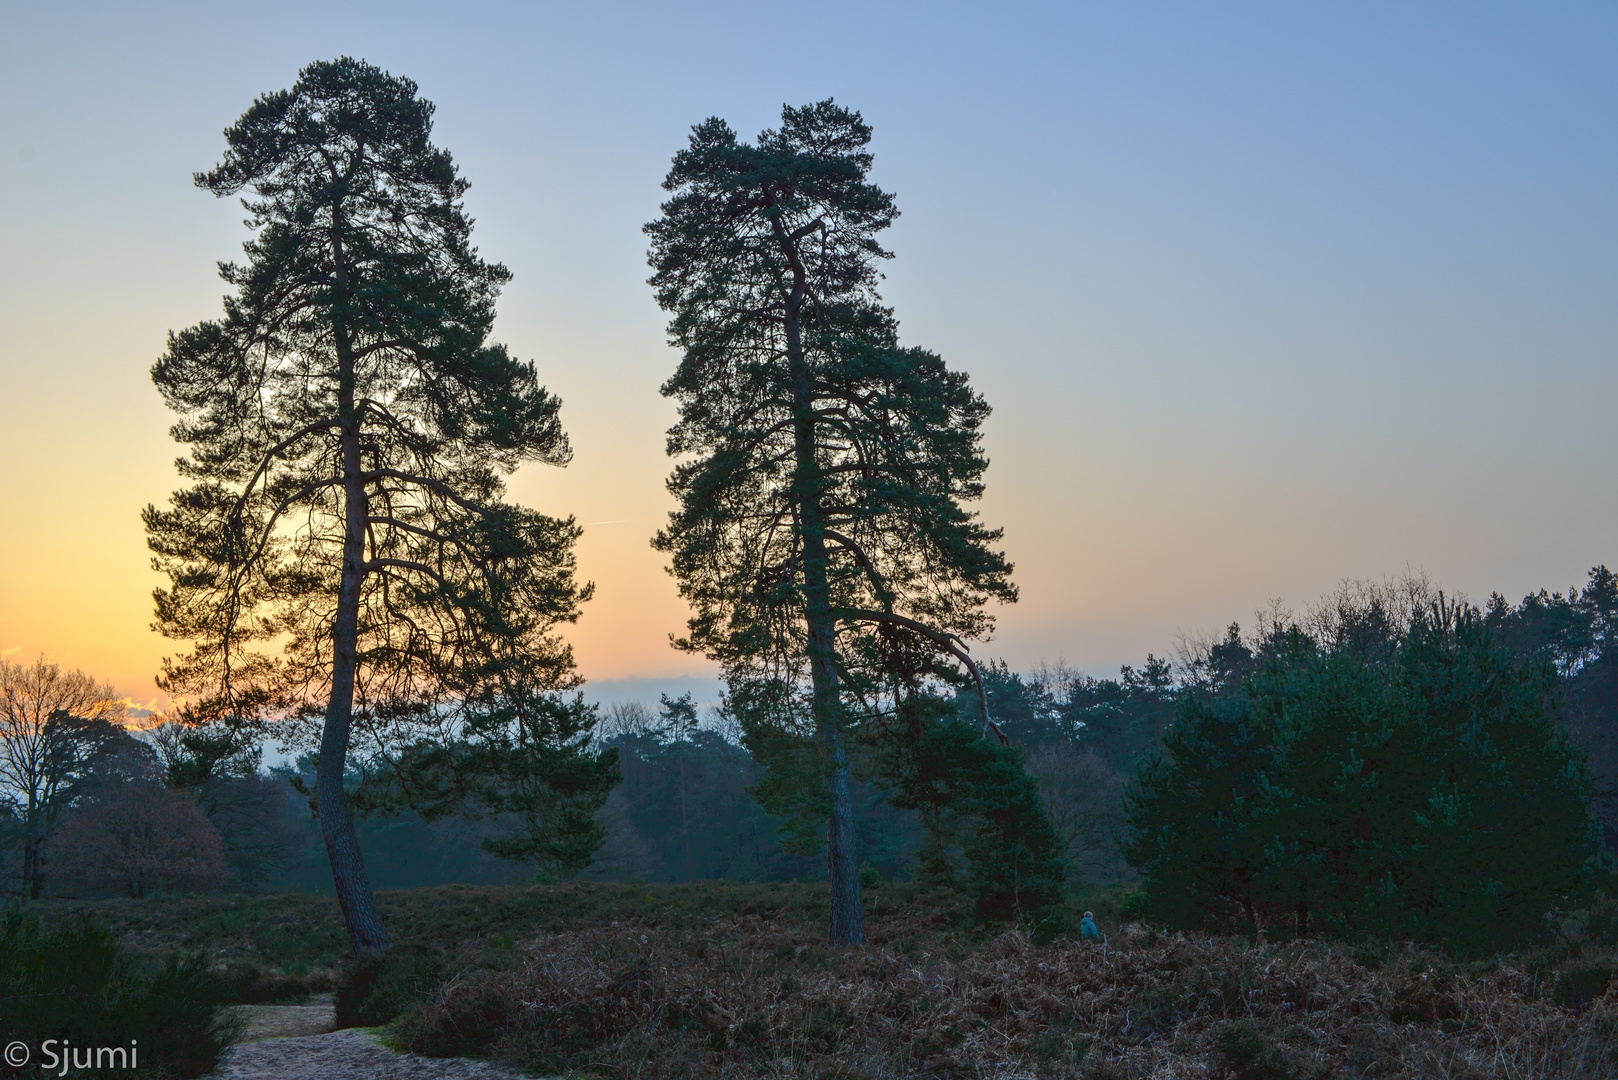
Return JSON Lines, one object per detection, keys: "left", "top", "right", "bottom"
{"left": 0, "top": 908, "right": 237, "bottom": 1079}
{"left": 391, "top": 913, "right": 1618, "bottom": 1079}
{"left": 32, "top": 882, "right": 1618, "bottom": 1078}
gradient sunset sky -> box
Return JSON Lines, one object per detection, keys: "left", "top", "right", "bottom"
{"left": 2, "top": 2, "right": 1614, "bottom": 711}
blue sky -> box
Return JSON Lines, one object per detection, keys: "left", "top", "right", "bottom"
{"left": 1, "top": 2, "right": 1614, "bottom": 703}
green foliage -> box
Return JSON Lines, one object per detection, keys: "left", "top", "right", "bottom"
{"left": 958, "top": 740, "right": 1068, "bottom": 927}
{"left": 865, "top": 696, "right": 1067, "bottom": 926}
{"left": 1487, "top": 565, "right": 1618, "bottom": 849}
{"left": 357, "top": 691, "right": 619, "bottom": 879}
{"left": 1126, "top": 607, "right": 1602, "bottom": 953}
{"left": 726, "top": 680, "right": 835, "bottom": 856}
{"left": 0, "top": 909, "right": 236, "bottom": 1078}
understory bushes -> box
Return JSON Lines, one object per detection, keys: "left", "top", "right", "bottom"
{"left": 1127, "top": 613, "right": 1602, "bottom": 955}
{"left": 388, "top": 909, "right": 1618, "bottom": 1079}
{"left": 0, "top": 909, "right": 236, "bottom": 1078}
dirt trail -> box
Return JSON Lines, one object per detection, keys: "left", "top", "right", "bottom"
{"left": 229, "top": 996, "right": 338, "bottom": 1042}
{"left": 209, "top": 997, "right": 532, "bottom": 1080}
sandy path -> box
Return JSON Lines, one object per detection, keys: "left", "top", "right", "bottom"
{"left": 210, "top": 998, "right": 533, "bottom": 1080}
{"left": 229, "top": 996, "right": 338, "bottom": 1041}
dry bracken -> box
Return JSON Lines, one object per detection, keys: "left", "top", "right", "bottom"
{"left": 394, "top": 909, "right": 1618, "bottom": 1079}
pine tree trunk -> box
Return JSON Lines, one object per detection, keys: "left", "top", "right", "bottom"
{"left": 823, "top": 721, "right": 864, "bottom": 943}
{"left": 316, "top": 266, "right": 391, "bottom": 956}
{"left": 779, "top": 218, "right": 865, "bottom": 946}
{"left": 804, "top": 582, "right": 863, "bottom": 945}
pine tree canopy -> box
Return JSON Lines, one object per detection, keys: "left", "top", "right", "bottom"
{"left": 646, "top": 100, "right": 1016, "bottom": 722}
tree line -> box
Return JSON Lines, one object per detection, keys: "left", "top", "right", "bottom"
{"left": 7, "top": 565, "right": 1612, "bottom": 953}
{"left": 0, "top": 57, "right": 1608, "bottom": 960}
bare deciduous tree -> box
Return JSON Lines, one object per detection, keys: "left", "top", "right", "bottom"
{"left": 1025, "top": 742, "right": 1131, "bottom": 883}
{"left": 0, "top": 657, "right": 126, "bottom": 898}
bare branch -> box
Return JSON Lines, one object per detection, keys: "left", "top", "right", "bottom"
{"left": 822, "top": 529, "right": 894, "bottom": 608}
{"left": 367, "top": 516, "right": 452, "bottom": 544}
{"left": 789, "top": 216, "right": 826, "bottom": 242}
{"left": 363, "top": 468, "right": 497, "bottom": 518}
{"left": 833, "top": 607, "right": 1008, "bottom": 745}
{"left": 228, "top": 417, "right": 343, "bottom": 521}
{"left": 364, "top": 558, "right": 450, "bottom": 589}
{"left": 236, "top": 476, "right": 345, "bottom": 582}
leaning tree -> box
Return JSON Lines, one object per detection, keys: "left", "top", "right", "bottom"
{"left": 146, "top": 58, "right": 603, "bottom": 954}
{"left": 647, "top": 101, "right": 1018, "bottom": 944}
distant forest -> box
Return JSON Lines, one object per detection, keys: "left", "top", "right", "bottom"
{"left": 5, "top": 567, "right": 1609, "bottom": 900}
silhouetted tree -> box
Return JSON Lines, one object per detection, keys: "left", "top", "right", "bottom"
{"left": 1483, "top": 566, "right": 1618, "bottom": 845}
{"left": 146, "top": 58, "right": 590, "bottom": 953}
{"left": 0, "top": 658, "right": 128, "bottom": 898}
{"left": 357, "top": 690, "right": 619, "bottom": 879}
{"left": 646, "top": 101, "right": 1016, "bottom": 943}
{"left": 658, "top": 693, "right": 700, "bottom": 880}
{"left": 1060, "top": 656, "right": 1179, "bottom": 777}
{"left": 863, "top": 694, "right": 1066, "bottom": 923}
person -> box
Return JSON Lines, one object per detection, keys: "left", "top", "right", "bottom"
{"left": 1080, "top": 910, "right": 1103, "bottom": 942}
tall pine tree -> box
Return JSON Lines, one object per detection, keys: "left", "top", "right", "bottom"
{"left": 146, "top": 58, "right": 596, "bottom": 953}
{"left": 646, "top": 101, "right": 1017, "bottom": 944}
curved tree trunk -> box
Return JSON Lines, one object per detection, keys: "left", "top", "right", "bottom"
{"left": 316, "top": 284, "right": 391, "bottom": 956}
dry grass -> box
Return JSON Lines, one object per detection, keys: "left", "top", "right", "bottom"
{"left": 393, "top": 910, "right": 1618, "bottom": 1079}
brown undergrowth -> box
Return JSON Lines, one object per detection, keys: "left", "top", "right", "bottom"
{"left": 391, "top": 911, "right": 1618, "bottom": 1079}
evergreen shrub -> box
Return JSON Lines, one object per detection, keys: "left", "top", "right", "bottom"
{"left": 1125, "top": 611, "right": 1602, "bottom": 954}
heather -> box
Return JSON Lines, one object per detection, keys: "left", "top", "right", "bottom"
{"left": 388, "top": 900, "right": 1618, "bottom": 1079}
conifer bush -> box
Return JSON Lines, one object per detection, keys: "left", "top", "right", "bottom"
{"left": 1125, "top": 608, "right": 1601, "bottom": 953}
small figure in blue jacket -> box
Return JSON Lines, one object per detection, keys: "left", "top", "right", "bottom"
{"left": 1080, "top": 910, "right": 1103, "bottom": 942}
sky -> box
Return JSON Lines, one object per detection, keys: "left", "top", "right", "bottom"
{"left": 1, "top": 2, "right": 1614, "bottom": 713}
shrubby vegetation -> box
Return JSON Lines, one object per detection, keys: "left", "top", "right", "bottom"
{"left": 1127, "top": 594, "right": 1601, "bottom": 953}
{"left": 388, "top": 899, "right": 1618, "bottom": 1079}
{"left": 42, "top": 882, "right": 1618, "bottom": 1078}
{"left": 0, "top": 908, "right": 235, "bottom": 1078}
